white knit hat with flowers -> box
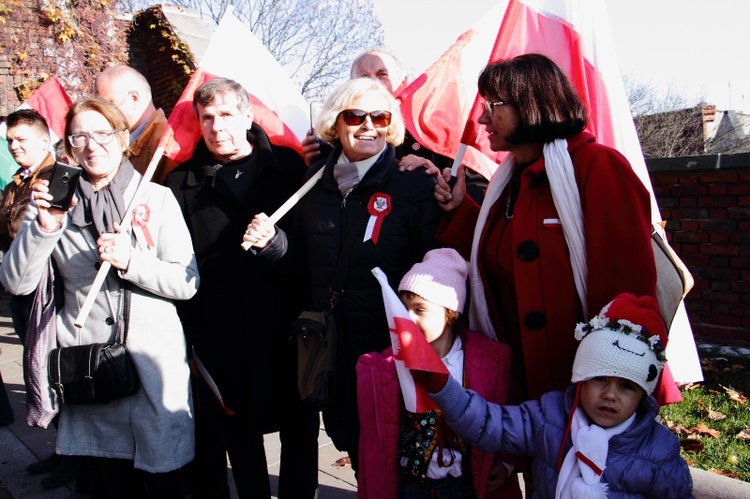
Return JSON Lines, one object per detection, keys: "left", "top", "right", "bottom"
{"left": 398, "top": 248, "right": 468, "bottom": 313}
{"left": 571, "top": 293, "right": 667, "bottom": 395}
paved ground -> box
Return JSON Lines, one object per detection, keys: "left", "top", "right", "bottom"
{"left": 2, "top": 294, "right": 750, "bottom": 498}
{"left": 0, "top": 296, "right": 356, "bottom": 498}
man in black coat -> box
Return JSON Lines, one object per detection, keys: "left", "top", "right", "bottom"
{"left": 163, "top": 77, "right": 317, "bottom": 499}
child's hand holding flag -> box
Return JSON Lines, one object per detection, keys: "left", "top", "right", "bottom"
{"left": 371, "top": 267, "right": 449, "bottom": 413}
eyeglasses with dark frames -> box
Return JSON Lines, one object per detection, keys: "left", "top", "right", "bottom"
{"left": 483, "top": 100, "right": 513, "bottom": 114}
{"left": 339, "top": 109, "right": 392, "bottom": 128}
{"left": 68, "top": 129, "right": 126, "bottom": 149}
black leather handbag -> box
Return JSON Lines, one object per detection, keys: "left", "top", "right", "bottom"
{"left": 48, "top": 287, "right": 140, "bottom": 405}
{"left": 290, "top": 310, "right": 337, "bottom": 411}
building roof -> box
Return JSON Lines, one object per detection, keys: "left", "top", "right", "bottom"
{"left": 160, "top": 4, "right": 216, "bottom": 66}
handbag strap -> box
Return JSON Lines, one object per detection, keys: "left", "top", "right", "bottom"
{"left": 115, "top": 283, "right": 132, "bottom": 345}
{"left": 328, "top": 158, "right": 396, "bottom": 310}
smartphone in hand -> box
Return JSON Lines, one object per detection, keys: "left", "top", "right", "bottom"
{"left": 48, "top": 162, "right": 82, "bottom": 210}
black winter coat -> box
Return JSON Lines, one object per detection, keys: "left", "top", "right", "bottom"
{"left": 164, "top": 124, "right": 307, "bottom": 430}
{"left": 258, "top": 144, "right": 442, "bottom": 446}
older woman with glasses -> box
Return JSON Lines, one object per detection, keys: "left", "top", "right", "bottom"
{"left": 0, "top": 97, "right": 199, "bottom": 497}
{"left": 245, "top": 77, "right": 443, "bottom": 475}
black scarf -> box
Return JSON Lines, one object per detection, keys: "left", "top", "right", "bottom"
{"left": 71, "top": 158, "right": 135, "bottom": 236}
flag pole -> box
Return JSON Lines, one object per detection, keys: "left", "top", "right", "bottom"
{"left": 73, "top": 145, "right": 165, "bottom": 328}
{"left": 451, "top": 143, "right": 468, "bottom": 177}
{"left": 240, "top": 167, "right": 324, "bottom": 251}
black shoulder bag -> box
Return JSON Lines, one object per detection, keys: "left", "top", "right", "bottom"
{"left": 291, "top": 215, "right": 365, "bottom": 411}
{"left": 48, "top": 285, "right": 140, "bottom": 405}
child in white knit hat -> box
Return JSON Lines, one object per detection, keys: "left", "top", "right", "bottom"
{"left": 412, "top": 292, "right": 694, "bottom": 498}
{"left": 357, "top": 248, "right": 523, "bottom": 498}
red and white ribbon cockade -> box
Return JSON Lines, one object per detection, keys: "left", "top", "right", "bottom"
{"left": 132, "top": 203, "right": 155, "bottom": 248}
{"left": 364, "top": 193, "right": 391, "bottom": 244}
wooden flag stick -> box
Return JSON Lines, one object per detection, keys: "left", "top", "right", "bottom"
{"left": 73, "top": 146, "right": 165, "bottom": 328}
{"left": 241, "top": 167, "right": 324, "bottom": 251}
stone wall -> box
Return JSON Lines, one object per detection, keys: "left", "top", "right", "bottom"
{"left": 649, "top": 153, "right": 750, "bottom": 343}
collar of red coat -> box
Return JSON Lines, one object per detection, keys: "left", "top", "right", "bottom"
{"left": 523, "top": 130, "right": 596, "bottom": 176}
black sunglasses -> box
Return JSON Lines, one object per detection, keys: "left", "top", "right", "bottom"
{"left": 339, "top": 109, "right": 392, "bottom": 128}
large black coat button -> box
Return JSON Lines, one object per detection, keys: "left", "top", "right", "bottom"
{"left": 525, "top": 311, "right": 546, "bottom": 331}
{"left": 518, "top": 241, "right": 539, "bottom": 261}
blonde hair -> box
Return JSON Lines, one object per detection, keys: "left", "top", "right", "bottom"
{"left": 314, "top": 78, "right": 405, "bottom": 147}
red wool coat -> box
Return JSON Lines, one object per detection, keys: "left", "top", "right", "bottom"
{"left": 437, "top": 132, "right": 674, "bottom": 402}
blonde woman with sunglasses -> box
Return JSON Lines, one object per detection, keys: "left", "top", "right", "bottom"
{"left": 245, "top": 77, "right": 444, "bottom": 476}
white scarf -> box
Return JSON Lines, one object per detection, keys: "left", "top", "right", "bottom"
{"left": 468, "top": 138, "right": 589, "bottom": 340}
{"left": 555, "top": 407, "right": 636, "bottom": 499}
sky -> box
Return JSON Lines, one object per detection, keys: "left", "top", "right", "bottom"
{"left": 373, "top": 0, "right": 750, "bottom": 113}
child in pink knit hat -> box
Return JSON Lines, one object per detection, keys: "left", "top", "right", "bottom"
{"left": 412, "top": 292, "right": 694, "bottom": 498}
{"left": 357, "top": 248, "right": 523, "bottom": 499}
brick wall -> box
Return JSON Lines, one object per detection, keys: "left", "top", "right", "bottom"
{"left": 128, "top": 7, "right": 195, "bottom": 116}
{"left": 0, "top": 1, "right": 59, "bottom": 116}
{"left": 0, "top": 55, "right": 13, "bottom": 117}
{"left": 0, "top": 3, "right": 179, "bottom": 117}
{"left": 648, "top": 153, "right": 750, "bottom": 343}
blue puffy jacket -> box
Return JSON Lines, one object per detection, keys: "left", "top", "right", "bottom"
{"left": 432, "top": 381, "right": 694, "bottom": 498}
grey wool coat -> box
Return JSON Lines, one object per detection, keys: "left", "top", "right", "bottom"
{"left": 0, "top": 170, "right": 200, "bottom": 473}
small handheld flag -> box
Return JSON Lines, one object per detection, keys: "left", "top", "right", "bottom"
{"left": 371, "top": 267, "right": 448, "bottom": 413}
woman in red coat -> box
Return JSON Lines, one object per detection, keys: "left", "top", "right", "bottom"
{"left": 434, "top": 54, "right": 679, "bottom": 406}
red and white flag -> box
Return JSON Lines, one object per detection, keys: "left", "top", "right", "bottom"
{"left": 461, "top": 0, "right": 657, "bottom": 217}
{"left": 0, "top": 77, "right": 72, "bottom": 146}
{"left": 372, "top": 267, "right": 449, "bottom": 413}
{"left": 25, "top": 77, "right": 73, "bottom": 143}
{"left": 397, "top": 2, "right": 509, "bottom": 180}
{"left": 161, "top": 9, "right": 309, "bottom": 168}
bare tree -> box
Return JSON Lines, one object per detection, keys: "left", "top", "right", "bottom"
{"left": 624, "top": 75, "right": 705, "bottom": 157}
{"left": 122, "top": 0, "right": 383, "bottom": 101}
{"left": 624, "top": 74, "right": 750, "bottom": 157}
{"left": 622, "top": 74, "right": 654, "bottom": 117}
{"left": 633, "top": 106, "right": 705, "bottom": 158}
